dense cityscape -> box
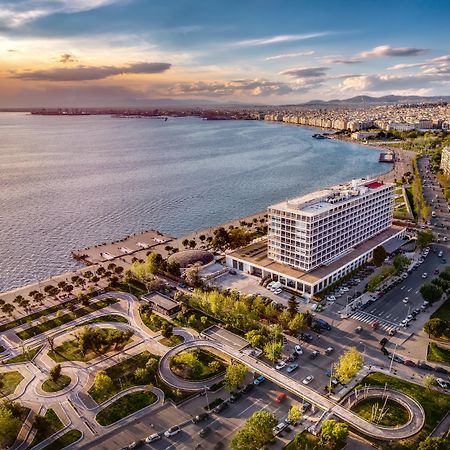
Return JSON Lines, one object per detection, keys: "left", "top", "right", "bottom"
{"left": 1, "top": 1, "right": 450, "bottom": 450}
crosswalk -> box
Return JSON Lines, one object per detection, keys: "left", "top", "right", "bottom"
{"left": 349, "top": 310, "right": 399, "bottom": 332}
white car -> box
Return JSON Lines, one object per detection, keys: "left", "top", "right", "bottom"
{"left": 267, "top": 281, "right": 275, "bottom": 289}
{"left": 274, "top": 288, "right": 283, "bottom": 295}
{"left": 402, "top": 297, "right": 409, "bottom": 304}
{"left": 302, "top": 375, "right": 314, "bottom": 385}
{"left": 145, "top": 434, "right": 161, "bottom": 443}
{"left": 422, "top": 273, "right": 428, "bottom": 278}
{"left": 341, "top": 287, "right": 349, "bottom": 292}
{"left": 164, "top": 426, "right": 181, "bottom": 438}
{"left": 294, "top": 345, "right": 303, "bottom": 355}
{"left": 327, "top": 295, "right": 336, "bottom": 302}
{"left": 436, "top": 378, "right": 448, "bottom": 389}
{"left": 275, "top": 361, "right": 287, "bottom": 370}
{"left": 273, "top": 422, "right": 288, "bottom": 436}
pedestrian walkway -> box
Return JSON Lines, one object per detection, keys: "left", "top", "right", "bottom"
{"left": 349, "top": 310, "right": 398, "bottom": 332}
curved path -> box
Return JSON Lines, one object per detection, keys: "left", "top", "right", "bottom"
{"left": 158, "top": 338, "right": 425, "bottom": 441}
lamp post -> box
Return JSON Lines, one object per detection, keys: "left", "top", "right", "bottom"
{"left": 389, "top": 342, "right": 398, "bottom": 373}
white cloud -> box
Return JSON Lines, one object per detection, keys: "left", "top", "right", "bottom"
{"left": 358, "top": 45, "right": 427, "bottom": 58}
{"left": 0, "top": 0, "right": 123, "bottom": 28}
{"left": 231, "top": 32, "right": 329, "bottom": 48}
{"left": 265, "top": 51, "right": 314, "bottom": 61}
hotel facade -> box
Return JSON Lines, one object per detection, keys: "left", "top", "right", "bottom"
{"left": 226, "top": 179, "right": 405, "bottom": 298}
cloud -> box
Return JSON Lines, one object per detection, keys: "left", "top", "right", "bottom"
{"left": 59, "top": 53, "right": 76, "bottom": 63}
{"left": 11, "top": 62, "right": 172, "bottom": 81}
{"left": 231, "top": 32, "right": 329, "bottom": 48}
{"left": 279, "top": 67, "right": 329, "bottom": 78}
{"left": 0, "top": 0, "right": 123, "bottom": 28}
{"left": 359, "top": 45, "right": 427, "bottom": 58}
{"left": 265, "top": 51, "right": 314, "bottom": 61}
{"left": 170, "top": 79, "right": 295, "bottom": 97}
{"left": 322, "top": 57, "right": 362, "bottom": 65}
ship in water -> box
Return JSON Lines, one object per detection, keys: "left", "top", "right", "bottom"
{"left": 312, "top": 133, "right": 327, "bottom": 139}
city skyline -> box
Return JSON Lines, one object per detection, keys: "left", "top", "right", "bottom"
{"left": 1, "top": 0, "right": 450, "bottom": 106}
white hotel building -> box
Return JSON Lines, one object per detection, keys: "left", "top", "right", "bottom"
{"left": 226, "top": 179, "right": 405, "bottom": 297}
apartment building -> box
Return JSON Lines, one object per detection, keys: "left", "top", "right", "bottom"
{"left": 227, "top": 179, "right": 404, "bottom": 297}
{"left": 441, "top": 147, "right": 450, "bottom": 177}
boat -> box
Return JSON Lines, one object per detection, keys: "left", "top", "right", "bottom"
{"left": 312, "top": 133, "right": 327, "bottom": 139}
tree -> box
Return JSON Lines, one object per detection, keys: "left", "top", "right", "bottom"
{"left": 288, "top": 313, "right": 309, "bottom": 334}
{"left": 134, "top": 368, "right": 148, "bottom": 384}
{"left": 424, "top": 318, "right": 448, "bottom": 338}
{"left": 263, "top": 340, "right": 283, "bottom": 362}
{"left": 145, "top": 357, "right": 158, "bottom": 375}
{"left": 417, "top": 230, "right": 434, "bottom": 249}
{"left": 0, "top": 402, "right": 21, "bottom": 449}
{"left": 420, "top": 283, "right": 443, "bottom": 303}
{"left": 160, "top": 322, "right": 174, "bottom": 339}
{"left": 182, "top": 239, "right": 189, "bottom": 248}
{"left": 418, "top": 437, "right": 450, "bottom": 450}
{"left": 334, "top": 347, "right": 364, "bottom": 384}
{"left": 393, "top": 254, "right": 410, "bottom": 274}
{"left": 287, "top": 295, "right": 298, "bottom": 317}
{"left": 224, "top": 362, "right": 248, "bottom": 392}
{"left": 372, "top": 246, "right": 387, "bottom": 266}
{"left": 245, "top": 329, "right": 267, "bottom": 349}
{"left": 432, "top": 276, "right": 449, "bottom": 292}
{"left": 146, "top": 252, "right": 164, "bottom": 274}
{"left": 208, "top": 361, "right": 222, "bottom": 372}
{"left": 185, "top": 267, "right": 201, "bottom": 287}
{"left": 423, "top": 374, "right": 437, "bottom": 390}
{"left": 93, "top": 371, "right": 114, "bottom": 397}
{"left": 49, "top": 364, "right": 61, "bottom": 382}
{"left": 287, "top": 405, "right": 303, "bottom": 425}
{"left": 231, "top": 411, "right": 277, "bottom": 450}
{"left": 320, "top": 419, "right": 348, "bottom": 447}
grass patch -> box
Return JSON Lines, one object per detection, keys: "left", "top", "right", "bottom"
{"left": 0, "top": 371, "right": 24, "bottom": 395}
{"left": 42, "top": 374, "right": 71, "bottom": 393}
{"left": 139, "top": 310, "right": 173, "bottom": 332}
{"left": 17, "top": 297, "right": 118, "bottom": 340}
{"left": 112, "top": 279, "right": 147, "bottom": 297}
{"left": 356, "top": 372, "right": 450, "bottom": 449}
{"left": 48, "top": 328, "right": 132, "bottom": 363}
{"left": 285, "top": 431, "right": 345, "bottom": 450}
{"left": 431, "top": 296, "right": 450, "bottom": 322}
{"left": 351, "top": 398, "right": 410, "bottom": 427}
{"left": 159, "top": 335, "right": 184, "bottom": 347}
{"left": 80, "top": 314, "right": 128, "bottom": 325}
{"left": 0, "top": 299, "right": 77, "bottom": 333}
{"left": 89, "top": 351, "right": 159, "bottom": 404}
{"left": 427, "top": 342, "right": 450, "bottom": 365}
{"left": 95, "top": 390, "right": 156, "bottom": 426}
{"left": 42, "top": 429, "right": 82, "bottom": 450}
{"left": 170, "top": 348, "right": 226, "bottom": 381}
{"left": 2, "top": 346, "right": 42, "bottom": 364}
{"left": 28, "top": 409, "right": 64, "bottom": 449}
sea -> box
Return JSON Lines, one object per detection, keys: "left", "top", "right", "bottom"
{"left": 0, "top": 113, "right": 389, "bottom": 292}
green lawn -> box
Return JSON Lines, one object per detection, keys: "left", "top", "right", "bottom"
{"left": 160, "top": 335, "right": 184, "bottom": 347}
{"left": 427, "top": 342, "right": 450, "bottom": 365}
{"left": 41, "top": 429, "right": 82, "bottom": 450}
{"left": 351, "top": 398, "right": 410, "bottom": 427}
{"left": 27, "top": 409, "right": 64, "bottom": 449}
{"left": 0, "top": 299, "right": 77, "bottom": 333}
{"left": 431, "top": 296, "right": 450, "bottom": 322}
{"left": 89, "top": 351, "right": 159, "bottom": 404}
{"left": 0, "top": 371, "right": 24, "bottom": 395}
{"left": 169, "top": 348, "right": 226, "bottom": 381}
{"left": 95, "top": 390, "right": 157, "bottom": 426}
{"left": 285, "top": 431, "right": 345, "bottom": 450}
{"left": 17, "top": 297, "right": 118, "bottom": 340}
{"left": 140, "top": 310, "right": 173, "bottom": 332}
{"left": 3, "top": 346, "right": 43, "bottom": 364}
{"left": 355, "top": 372, "right": 450, "bottom": 449}
{"left": 112, "top": 279, "right": 147, "bottom": 297}
{"left": 80, "top": 314, "right": 128, "bottom": 325}
{"left": 42, "top": 374, "right": 71, "bottom": 393}
{"left": 48, "top": 329, "right": 132, "bottom": 363}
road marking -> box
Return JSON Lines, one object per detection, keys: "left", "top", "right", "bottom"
{"left": 415, "top": 291, "right": 419, "bottom": 294}
{"left": 400, "top": 286, "right": 405, "bottom": 290}
{"left": 407, "top": 288, "right": 412, "bottom": 292}
{"left": 237, "top": 399, "right": 261, "bottom": 417}
{"left": 386, "top": 313, "right": 392, "bottom": 319}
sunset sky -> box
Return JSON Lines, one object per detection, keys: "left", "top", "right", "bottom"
{"left": 1, "top": 0, "right": 450, "bottom": 107}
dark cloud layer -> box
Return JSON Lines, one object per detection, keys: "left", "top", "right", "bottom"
{"left": 11, "top": 62, "right": 172, "bottom": 81}
{"left": 279, "top": 67, "right": 329, "bottom": 79}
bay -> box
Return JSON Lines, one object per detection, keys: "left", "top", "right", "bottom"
{"left": 0, "top": 113, "right": 387, "bottom": 292}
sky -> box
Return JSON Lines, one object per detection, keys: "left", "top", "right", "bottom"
{"left": 1, "top": 0, "right": 450, "bottom": 107}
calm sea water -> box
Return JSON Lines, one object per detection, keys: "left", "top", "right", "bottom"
{"left": 0, "top": 113, "right": 388, "bottom": 292}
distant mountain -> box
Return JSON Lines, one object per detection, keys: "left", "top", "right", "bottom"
{"left": 295, "top": 95, "right": 450, "bottom": 106}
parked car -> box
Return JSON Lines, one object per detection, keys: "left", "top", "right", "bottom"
{"left": 287, "top": 363, "right": 299, "bottom": 373}
{"left": 355, "top": 326, "right": 362, "bottom": 333}
{"left": 145, "top": 434, "right": 161, "bottom": 443}
{"left": 422, "top": 272, "right": 428, "bottom": 278}
{"left": 310, "top": 350, "right": 319, "bottom": 359}
{"left": 212, "top": 401, "right": 228, "bottom": 414}
{"left": 435, "top": 367, "right": 449, "bottom": 375}
{"left": 275, "top": 361, "right": 287, "bottom": 370}
{"left": 275, "top": 392, "right": 287, "bottom": 403}
{"left": 404, "top": 360, "right": 416, "bottom": 367}
{"left": 229, "top": 392, "right": 242, "bottom": 403}
{"left": 325, "top": 347, "right": 334, "bottom": 355}
{"left": 273, "top": 422, "right": 288, "bottom": 436}
{"left": 253, "top": 375, "right": 266, "bottom": 385}
{"left": 164, "top": 426, "right": 181, "bottom": 438}
{"left": 417, "top": 362, "right": 433, "bottom": 371}
{"left": 436, "top": 378, "right": 448, "bottom": 389}
{"left": 192, "top": 413, "right": 209, "bottom": 423}
{"left": 294, "top": 345, "right": 303, "bottom": 355}
{"left": 242, "top": 383, "right": 255, "bottom": 393}
{"left": 299, "top": 333, "right": 313, "bottom": 342}
{"left": 199, "top": 427, "right": 212, "bottom": 438}
{"left": 302, "top": 375, "right": 314, "bottom": 385}
{"left": 128, "top": 441, "right": 144, "bottom": 449}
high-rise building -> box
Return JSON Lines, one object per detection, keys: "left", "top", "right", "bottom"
{"left": 267, "top": 179, "right": 393, "bottom": 272}
{"left": 441, "top": 147, "right": 450, "bottom": 177}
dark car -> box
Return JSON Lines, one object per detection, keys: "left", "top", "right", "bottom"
{"left": 418, "top": 362, "right": 433, "bottom": 371}
{"left": 192, "top": 413, "right": 209, "bottom": 423}
{"left": 199, "top": 427, "right": 212, "bottom": 438}
{"left": 404, "top": 360, "right": 416, "bottom": 367}
{"left": 213, "top": 401, "right": 228, "bottom": 414}
{"left": 241, "top": 383, "right": 254, "bottom": 394}
{"left": 310, "top": 350, "right": 319, "bottom": 359}
{"left": 435, "top": 367, "right": 449, "bottom": 375}
{"left": 299, "top": 333, "right": 313, "bottom": 342}
{"left": 229, "top": 392, "right": 242, "bottom": 403}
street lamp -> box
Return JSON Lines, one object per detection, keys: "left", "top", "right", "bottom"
{"left": 389, "top": 342, "right": 398, "bottom": 373}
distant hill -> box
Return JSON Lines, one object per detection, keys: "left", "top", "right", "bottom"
{"left": 289, "top": 95, "right": 450, "bottom": 106}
